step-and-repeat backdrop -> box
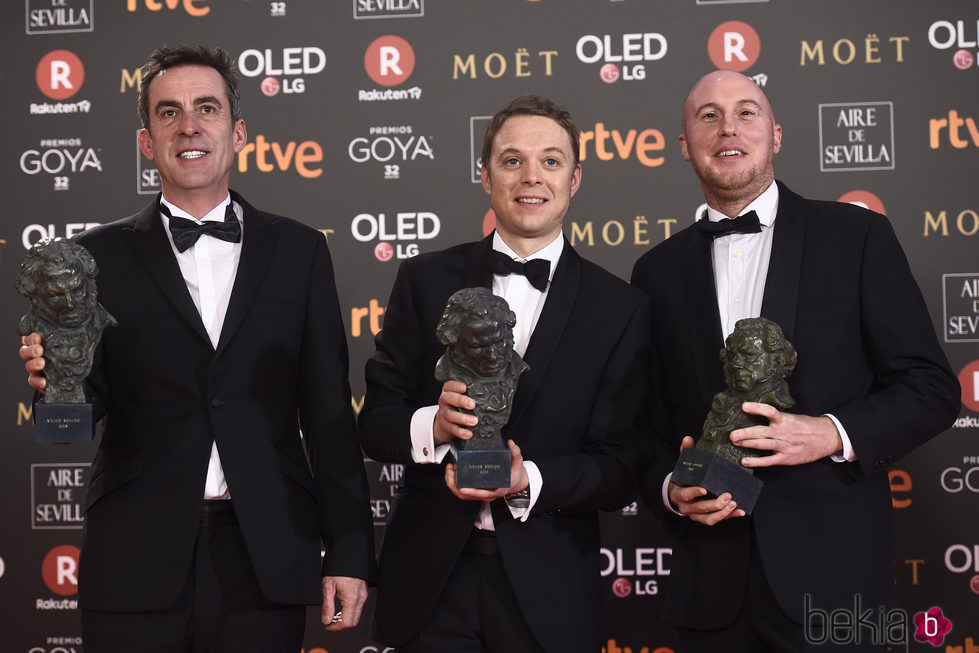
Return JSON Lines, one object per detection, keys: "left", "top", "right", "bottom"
{"left": 1, "top": 1, "right": 976, "bottom": 652}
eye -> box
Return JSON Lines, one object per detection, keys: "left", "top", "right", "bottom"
{"left": 161, "top": 109, "right": 177, "bottom": 118}
{"left": 701, "top": 111, "right": 717, "bottom": 120}
{"left": 543, "top": 157, "right": 559, "bottom": 167}
{"left": 504, "top": 157, "right": 520, "bottom": 166}
{"left": 200, "top": 105, "right": 215, "bottom": 114}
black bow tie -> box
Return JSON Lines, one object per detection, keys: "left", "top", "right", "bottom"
{"left": 696, "top": 210, "right": 762, "bottom": 240}
{"left": 161, "top": 202, "right": 241, "bottom": 253}
{"left": 487, "top": 250, "right": 550, "bottom": 292}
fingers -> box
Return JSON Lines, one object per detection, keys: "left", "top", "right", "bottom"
{"left": 434, "top": 381, "right": 476, "bottom": 445}
{"left": 670, "top": 484, "right": 745, "bottom": 525}
{"left": 679, "top": 435, "right": 696, "bottom": 451}
{"left": 445, "top": 462, "right": 511, "bottom": 502}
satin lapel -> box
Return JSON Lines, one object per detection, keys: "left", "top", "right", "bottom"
{"left": 760, "top": 182, "right": 805, "bottom": 343}
{"left": 506, "top": 241, "right": 580, "bottom": 427}
{"left": 215, "top": 192, "right": 279, "bottom": 357}
{"left": 685, "top": 229, "right": 726, "bottom": 404}
{"left": 462, "top": 234, "right": 495, "bottom": 290}
{"left": 123, "top": 197, "right": 210, "bottom": 344}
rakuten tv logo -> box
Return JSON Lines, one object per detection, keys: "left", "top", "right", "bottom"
{"left": 365, "top": 35, "right": 415, "bottom": 86}
{"left": 36, "top": 50, "right": 84, "bottom": 100}
{"left": 708, "top": 20, "right": 761, "bottom": 72}
{"left": 42, "top": 545, "right": 79, "bottom": 596}
{"left": 838, "top": 190, "right": 886, "bottom": 216}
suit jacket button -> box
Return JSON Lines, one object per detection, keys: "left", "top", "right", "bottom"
{"left": 210, "top": 398, "right": 224, "bottom": 408}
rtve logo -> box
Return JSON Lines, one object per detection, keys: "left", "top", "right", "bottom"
{"left": 708, "top": 20, "right": 761, "bottom": 72}
{"left": 42, "top": 545, "right": 80, "bottom": 596}
{"left": 36, "top": 50, "right": 84, "bottom": 100}
{"left": 579, "top": 123, "right": 666, "bottom": 167}
{"left": 365, "top": 35, "right": 415, "bottom": 86}
{"left": 126, "top": 0, "right": 209, "bottom": 16}
{"left": 929, "top": 110, "right": 979, "bottom": 149}
{"left": 237, "top": 135, "right": 323, "bottom": 178}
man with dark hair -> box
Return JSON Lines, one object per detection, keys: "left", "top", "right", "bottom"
{"left": 20, "top": 44, "right": 375, "bottom": 652}
{"left": 359, "top": 95, "right": 653, "bottom": 652}
{"left": 631, "top": 70, "right": 959, "bottom": 652}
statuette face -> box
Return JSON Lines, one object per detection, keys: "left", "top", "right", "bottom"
{"left": 17, "top": 238, "right": 116, "bottom": 405}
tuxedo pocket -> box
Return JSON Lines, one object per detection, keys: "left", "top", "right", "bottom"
{"left": 84, "top": 448, "right": 143, "bottom": 511}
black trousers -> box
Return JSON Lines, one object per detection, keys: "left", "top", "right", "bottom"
{"left": 397, "top": 529, "right": 546, "bottom": 653}
{"left": 675, "top": 533, "right": 888, "bottom": 653}
{"left": 82, "top": 500, "right": 306, "bottom": 653}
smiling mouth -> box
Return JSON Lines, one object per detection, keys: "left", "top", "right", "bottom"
{"left": 716, "top": 149, "right": 745, "bottom": 157}
{"left": 516, "top": 198, "right": 545, "bottom": 204}
{"left": 178, "top": 150, "right": 207, "bottom": 159}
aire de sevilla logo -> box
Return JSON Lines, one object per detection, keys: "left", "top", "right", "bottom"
{"left": 36, "top": 50, "right": 84, "bottom": 100}
{"left": 365, "top": 35, "right": 415, "bottom": 86}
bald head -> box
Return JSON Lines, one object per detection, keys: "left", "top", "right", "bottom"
{"left": 678, "top": 70, "right": 782, "bottom": 216}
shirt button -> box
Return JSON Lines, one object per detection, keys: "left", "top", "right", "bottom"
{"left": 422, "top": 446, "right": 430, "bottom": 456}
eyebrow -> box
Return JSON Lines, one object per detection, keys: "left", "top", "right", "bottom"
{"left": 695, "top": 99, "right": 764, "bottom": 114}
{"left": 496, "top": 145, "right": 568, "bottom": 158}
{"left": 153, "top": 95, "right": 224, "bottom": 114}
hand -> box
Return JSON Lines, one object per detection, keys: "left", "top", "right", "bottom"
{"left": 730, "top": 402, "right": 843, "bottom": 468}
{"left": 433, "top": 380, "right": 477, "bottom": 446}
{"left": 668, "top": 436, "right": 745, "bottom": 525}
{"left": 19, "top": 332, "right": 47, "bottom": 393}
{"left": 445, "top": 440, "right": 529, "bottom": 502}
{"left": 320, "top": 575, "right": 367, "bottom": 632}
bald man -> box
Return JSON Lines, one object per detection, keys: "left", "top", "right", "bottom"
{"left": 631, "top": 70, "right": 958, "bottom": 652}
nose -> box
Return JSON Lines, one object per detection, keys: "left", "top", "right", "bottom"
{"left": 719, "top": 113, "right": 738, "bottom": 136}
{"left": 520, "top": 164, "right": 541, "bottom": 185}
{"left": 178, "top": 111, "right": 201, "bottom": 135}
{"left": 63, "top": 292, "right": 73, "bottom": 309}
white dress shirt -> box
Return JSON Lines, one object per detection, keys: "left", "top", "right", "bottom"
{"left": 663, "top": 182, "right": 854, "bottom": 513}
{"left": 159, "top": 194, "right": 243, "bottom": 500}
{"left": 409, "top": 232, "right": 564, "bottom": 529}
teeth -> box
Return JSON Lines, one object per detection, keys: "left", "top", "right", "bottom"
{"left": 718, "top": 150, "right": 744, "bottom": 157}
{"left": 517, "top": 198, "right": 544, "bottom": 204}
{"left": 178, "top": 150, "right": 206, "bottom": 159}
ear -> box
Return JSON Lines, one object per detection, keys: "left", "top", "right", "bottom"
{"left": 679, "top": 133, "right": 691, "bottom": 161}
{"left": 481, "top": 164, "right": 492, "bottom": 196}
{"left": 569, "top": 164, "right": 582, "bottom": 198}
{"left": 772, "top": 123, "right": 782, "bottom": 155}
{"left": 137, "top": 128, "right": 154, "bottom": 161}
{"left": 232, "top": 118, "right": 248, "bottom": 154}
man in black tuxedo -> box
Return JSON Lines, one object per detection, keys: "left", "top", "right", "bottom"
{"left": 359, "top": 95, "right": 653, "bottom": 653}
{"left": 631, "top": 70, "right": 959, "bottom": 652}
{"left": 20, "top": 45, "right": 375, "bottom": 652}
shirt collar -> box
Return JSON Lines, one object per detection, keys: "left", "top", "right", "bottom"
{"left": 159, "top": 194, "right": 234, "bottom": 224}
{"left": 705, "top": 180, "right": 779, "bottom": 228}
{"left": 492, "top": 231, "right": 564, "bottom": 282}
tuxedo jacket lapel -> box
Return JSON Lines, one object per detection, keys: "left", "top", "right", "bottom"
{"left": 760, "top": 181, "right": 805, "bottom": 342}
{"left": 508, "top": 241, "right": 580, "bottom": 426}
{"left": 123, "top": 196, "right": 210, "bottom": 344}
{"left": 462, "top": 234, "right": 495, "bottom": 290}
{"left": 685, "top": 230, "right": 726, "bottom": 404}
{"left": 215, "top": 191, "right": 279, "bottom": 356}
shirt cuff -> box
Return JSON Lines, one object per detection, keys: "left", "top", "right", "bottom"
{"left": 410, "top": 405, "right": 451, "bottom": 463}
{"left": 508, "top": 460, "right": 542, "bottom": 522}
{"left": 662, "top": 472, "right": 685, "bottom": 516}
{"left": 825, "top": 413, "right": 857, "bottom": 462}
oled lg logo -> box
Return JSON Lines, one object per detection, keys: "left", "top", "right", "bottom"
{"left": 350, "top": 210, "right": 441, "bottom": 261}
{"left": 928, "top": 20, "right": 979, "bottom": 70}
{"left": 237, "top": 47, "right": 326, "bottom": 97}
{"left": 708, "top": 20, "right": 761, "bottom": 72}
{"left": 360, "top": 35, "right": 421, "bottom": 102}
{"left": 575, "top": 33, "right": 668, "bottom": 83}
{"left": 601, "top": 547, "right": 670, "bottom": 598}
